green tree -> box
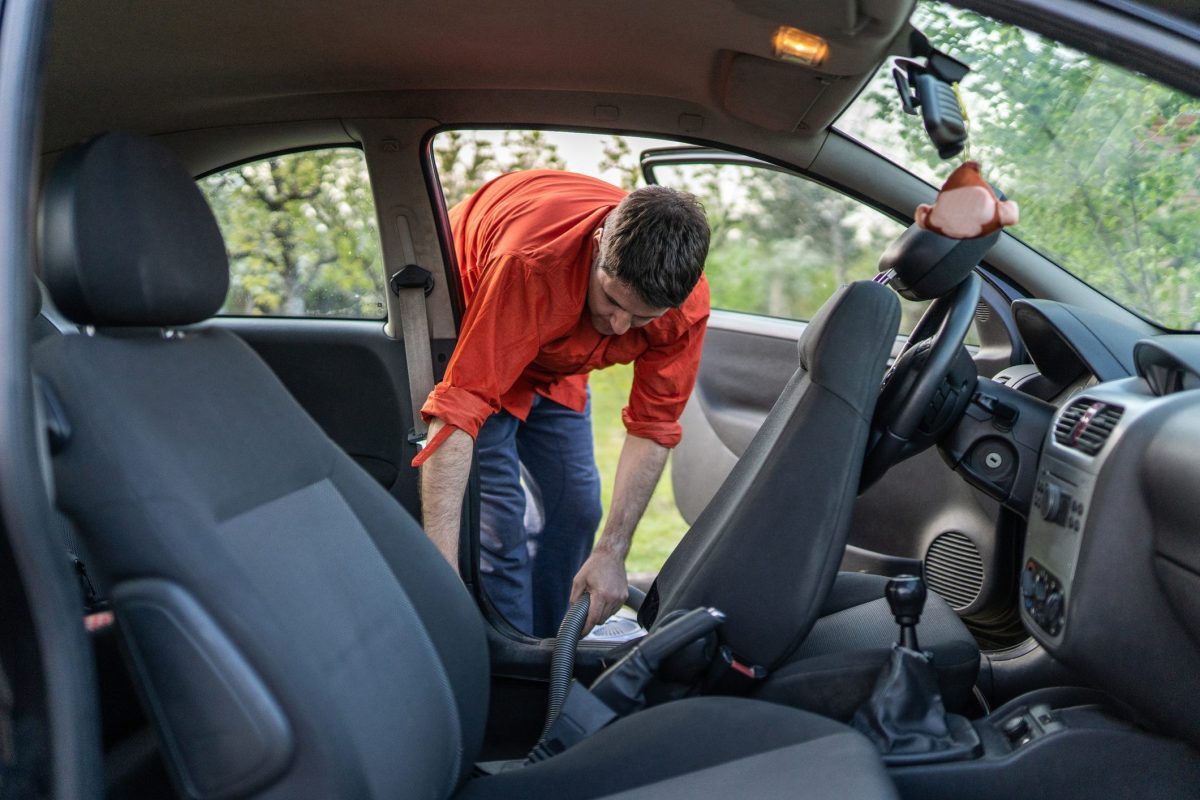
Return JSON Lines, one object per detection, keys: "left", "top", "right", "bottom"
{"left": 434, "top": 130, "right": 500, "bottom": 208}
{"left": 501, "top": 129, "right": 566, "bottom": 173}
{"left": 202, "top": 149, "right": 384, "bottom": 317}
{"left": 433, "top": 130, "right": 570, "bottom": 208}
{"left": 862, "top": 3, "right": 1200, "bottom": 328}
{"left": 598, "top": 136, "right": 643, "bottom": 191}
{"left": 656, "top": 163, "right": 904, "bottom": 322}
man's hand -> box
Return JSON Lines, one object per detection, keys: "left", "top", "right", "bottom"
{"left": 570, "top": 434, "right": 669, "bottom": 634}
{"left": 571, "top": 546, "right": 629, "bottom": 633}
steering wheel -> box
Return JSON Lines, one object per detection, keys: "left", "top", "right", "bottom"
{"left": 860, "top": 272, "right": 982, "bottom": 490}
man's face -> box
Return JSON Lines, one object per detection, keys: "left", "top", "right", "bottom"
{"left": 587, "top": 228, "right": 668, "bottom": 336}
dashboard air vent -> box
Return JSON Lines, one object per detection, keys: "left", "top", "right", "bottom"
{"left": 925, "top": 531, "right": 984, "bottom": 611}
{"left": 1053, "top": 400, "right": 1124, "bottom": 455}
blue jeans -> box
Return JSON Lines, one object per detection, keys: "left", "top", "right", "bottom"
{"left": 476, "top": 394, "right": 603, "bottom": 637}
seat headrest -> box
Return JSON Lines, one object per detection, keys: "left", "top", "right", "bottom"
{"left": 38, "top": 133, "right": 229, "bottom": 326}
{"left": 799, "top": 280, "right": 900, "bottom": 398}
{"left": 877, "top": 224, "right": 998, "bottom": 301}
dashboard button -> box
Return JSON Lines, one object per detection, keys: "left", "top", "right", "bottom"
{"left": 1045, "top": 591, "right": 1064, "bottom": 623}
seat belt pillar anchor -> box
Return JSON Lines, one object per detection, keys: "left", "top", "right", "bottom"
{"left": 389, "top": 264, "right": 434, "bottom": 297}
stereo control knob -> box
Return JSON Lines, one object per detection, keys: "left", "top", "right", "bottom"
{"left": 1039, "top": 483, "right": 1062, "bottom": 522}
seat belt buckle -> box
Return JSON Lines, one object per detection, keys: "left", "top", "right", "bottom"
{"left": 703, "top": 645, "right": 767, "bottom": 696}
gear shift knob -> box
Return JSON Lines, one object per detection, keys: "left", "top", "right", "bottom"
{"left": 886, "top": 575, "right": 927, "bottom": 651}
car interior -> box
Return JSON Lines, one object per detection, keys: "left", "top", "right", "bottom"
{"left": 6, "top": 0, "right": 1200, "bottom": 798}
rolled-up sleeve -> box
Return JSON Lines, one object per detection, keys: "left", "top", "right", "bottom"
{"left": 420, "top": 253, "right": 547, "bottom": 444}
{"left": 623, "top": 312, "right": 708, "bottom": 448}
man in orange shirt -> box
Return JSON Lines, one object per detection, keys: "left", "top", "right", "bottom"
{"left": 415, "top": 170, "right": 709, "bottom": 637}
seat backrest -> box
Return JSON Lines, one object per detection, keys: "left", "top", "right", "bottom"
{"left": 34, "top": 133, "right": 488, "bottom": 800}
{"left": 640, "top": 281, "right": 900, "bottom": 670}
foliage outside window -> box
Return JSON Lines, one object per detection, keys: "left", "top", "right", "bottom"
{"left": 650, "top": 163, "right": 932, "bottom": 329}
{"left": 839, "top": 2, "right": 1200, "bottom": 330}
{"left": 201, "top": 148, "right": 386, "bottom": 318}
{"left": 435, "top": 130, "right": 571, "bottom": 208}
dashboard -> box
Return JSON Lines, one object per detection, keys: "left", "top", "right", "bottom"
{"left": 978, "top": 300, "right": 1200, "bottom": 749}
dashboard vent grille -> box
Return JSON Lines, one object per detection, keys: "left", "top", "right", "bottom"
{"left": 1053, "top": 400, "right": 1124, "bottom": 455}
{"left": 925, "top": 532, "right": 984, "bottom": 611}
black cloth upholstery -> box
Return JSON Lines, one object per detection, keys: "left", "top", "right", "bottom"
{"left": 34, "top": 133, "right": 900, "bottom": 799}
{"left": 36, "top": 328, "right": 901, "bottom": 798}
{"left": 36, "top": 328, "right": 490, "bottom": 798}
{"left": 39, "top": 133, "right": 229, "bottom": 326}
{"left": 755, "top": 573, "right": 980, "bottom": 720}
{"left": 458, "top": 698, "right": 898, "bottom": 800}
{"left": 641, "top": 282, "right": 902, "bottom": 670}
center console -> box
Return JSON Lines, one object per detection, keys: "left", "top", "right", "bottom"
{"left": 1019, "top": 389, "right": 1150, "bottom": 644}
{"left": 878, "top": 383, "right": 1200, "bottom": 798}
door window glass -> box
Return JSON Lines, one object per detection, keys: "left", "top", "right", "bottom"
{"left": 201, "top": 148, "right": 386, "bottom": 318}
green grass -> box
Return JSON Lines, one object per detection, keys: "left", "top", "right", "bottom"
{"left": 588, "top": 363, "right": 690, "bottom": 575}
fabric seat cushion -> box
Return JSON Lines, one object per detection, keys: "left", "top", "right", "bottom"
{"left": 754, "top": 572, "right": 980, "bottom": 720}
{"left": 456, "top": 697, "right": 897, "bottom": 800}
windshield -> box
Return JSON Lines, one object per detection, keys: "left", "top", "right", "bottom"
{"left": 838, "top": 2, "right": 1200, "bottom": 330}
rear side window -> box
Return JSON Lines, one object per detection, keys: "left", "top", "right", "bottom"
{"left": 201, "top": 148, "right": 386, "bottom": 318}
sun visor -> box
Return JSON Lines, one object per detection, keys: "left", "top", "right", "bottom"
{"left": 720, "top": 53, "right": 849, "bottom": 132}
{"left": 878, "top": 224, "right": 998, "bottom": 301}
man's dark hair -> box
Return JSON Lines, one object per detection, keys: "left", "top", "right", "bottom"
{"left": 598, "top": 186, "right": 709, "bottom": 309}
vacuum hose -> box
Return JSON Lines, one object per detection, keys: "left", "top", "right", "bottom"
{"left": 539, "top": 592, "right": 590, "bottom": 741}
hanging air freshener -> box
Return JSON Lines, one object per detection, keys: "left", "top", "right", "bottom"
{"left": 914, "top": 161, "right": 1020, "bottom": 239}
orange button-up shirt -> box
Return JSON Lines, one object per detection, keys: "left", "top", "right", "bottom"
{"left": 416, "top": 170, "right": 709, "bottom": 463}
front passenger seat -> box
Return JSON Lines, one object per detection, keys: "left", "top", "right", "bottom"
{"left": 640, "top": 272, "right": 980, "bottom": 719}
{"left": 34, "top": 132, "right": 899, "bottom": 800}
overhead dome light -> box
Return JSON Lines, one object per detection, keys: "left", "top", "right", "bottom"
{"left": 772, "top": 26, "right": 829, "bottom": 67}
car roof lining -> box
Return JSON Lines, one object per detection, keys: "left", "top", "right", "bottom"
{"left": 42, "top": 0, "right": 915, "bottom": 153}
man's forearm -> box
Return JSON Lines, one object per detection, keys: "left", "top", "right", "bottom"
{"left": 571, "top": 433, "right": 669, "bottom": 630}
{"left": 418, "top": 418, "right": 475, "bottom": 573}
{"left": 597, "top": 433, "right": 670, "bottom": 555}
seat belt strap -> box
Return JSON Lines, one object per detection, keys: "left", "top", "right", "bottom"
{"left": 389, "top": 214, "right": 437, "bottom": 446}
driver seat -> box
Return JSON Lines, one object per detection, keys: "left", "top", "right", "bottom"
{"left": 640, "top": 279, "right": 980, "bottom": 719}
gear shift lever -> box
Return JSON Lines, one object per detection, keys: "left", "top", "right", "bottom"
{"left": 886, "top": 575, "right": 926, "bottom": 651}
{"left": 852, "top": 573, "right": 980, "bottom": 763}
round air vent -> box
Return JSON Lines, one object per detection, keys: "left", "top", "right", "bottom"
{"left": 925, "top": 531, "right": 985, "bottom": 611}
